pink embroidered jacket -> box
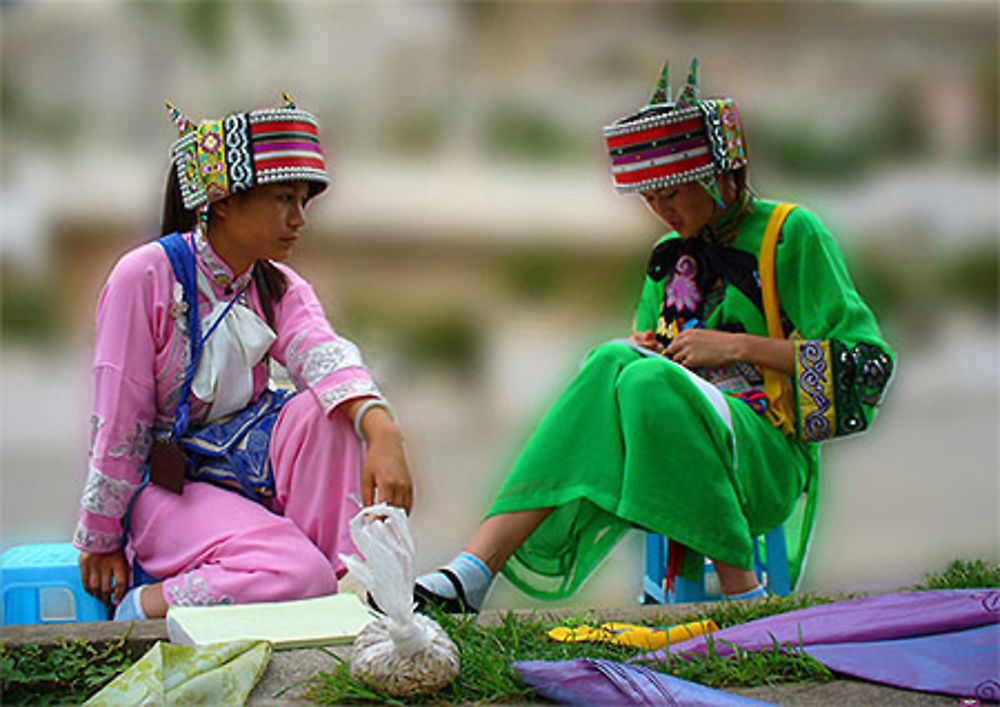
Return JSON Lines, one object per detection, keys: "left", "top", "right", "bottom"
{"left": 72, "top": 232, "right": 380, "bottom": 554}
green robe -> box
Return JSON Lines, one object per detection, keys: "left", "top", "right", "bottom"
{"left": 488, "top": 197, "right": 895, "bottom": 600}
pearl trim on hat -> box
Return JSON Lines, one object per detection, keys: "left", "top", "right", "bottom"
{"left": 611, "top": 163, "right": 718, "bottom": 194}
{"left": 610, "top": 146, "right": 711, "bottom": 175}
{"left": 603, "top": 105, "right": 702, "bottom": 138}
{"left": 248, "top": 108, "right": 320, "bottom": 128}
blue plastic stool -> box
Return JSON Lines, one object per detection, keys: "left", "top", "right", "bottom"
{"left": 641, "top": 526, "right": 792, "bottom": 604}
{"left": 1, "top": 543, "right": 110, "bottom": 625}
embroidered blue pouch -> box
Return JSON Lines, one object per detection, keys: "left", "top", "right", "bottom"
{"left": 180, "top": 388, "right": 295, "bottom": 502}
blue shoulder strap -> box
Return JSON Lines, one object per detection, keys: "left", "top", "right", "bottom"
{"left": 120, "top": 233, "right": 200, "bottom": 551}
{"left": 157, "top": 232, "right": 201, "bottom": 440}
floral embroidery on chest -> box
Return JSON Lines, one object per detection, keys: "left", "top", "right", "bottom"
{"left": 664, "top": 254, "right": 702, "bottom": 313}
{"left": 655, "top": 253, "right": 722, "bottom": 350}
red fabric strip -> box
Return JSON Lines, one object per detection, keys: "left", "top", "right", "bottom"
{"left": 254, "top": 155, "right": 326, "bottom": 169}
{"left": 606, "top": 117, "right": 704, "bottom": 150}
{"left": 250, "top": 121, "right": 319, "bottom": 137}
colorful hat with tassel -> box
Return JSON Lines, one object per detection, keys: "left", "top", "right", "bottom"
{"left": 166, "top": 92, "right": 329, "bottom": 211}
{"left": 604, "top": 59, "right": 747, "bottom": 206}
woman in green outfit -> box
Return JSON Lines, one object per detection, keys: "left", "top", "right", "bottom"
{"left": 414, "top": 59, "right": 895, "bottom": 610}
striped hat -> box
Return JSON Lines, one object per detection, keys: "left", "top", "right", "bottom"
{"left": 604, "top": 59, "right": 746, "bottom": 204}
{"left": 166, "top": 93, "right": 329, "bottom": 211}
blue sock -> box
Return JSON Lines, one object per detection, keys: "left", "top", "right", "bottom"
{"left": 416, "top": 552, "right": 493, "bottom": 610}
{"left": 723, "top": 585, "right": 767, "bottom": 601}
{"left": 113, "top": 586, "right": 147, "bottom": 621}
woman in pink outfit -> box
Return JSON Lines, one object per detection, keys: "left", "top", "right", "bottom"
{"left": 73, "top": 97, "right": 413, "bottom": 620}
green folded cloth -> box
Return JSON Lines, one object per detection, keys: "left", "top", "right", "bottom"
{"left": 85, "top": 639, "right": 271, "bottom": 706}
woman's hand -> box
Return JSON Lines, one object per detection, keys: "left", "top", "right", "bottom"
{"left": 665, "top": 330, "right": 796, "bottom": 374}
{"left": 357, "top": 406, "right": 414, "bottom": 513}
{"left": 664, "top": 329, "right": 744, "bottom": 369}
{"left": 629, "top": 329, "right": 658, "bottom": 350}
{"left": 78, "top": 548, "right": 129, "bottom": 606}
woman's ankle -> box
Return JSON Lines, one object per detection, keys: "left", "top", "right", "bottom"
{"left": 139, "top": 583, "right": 169, "bottom": 618}
{"left": 711, "top": 559, "right": 760, "bottom": 596}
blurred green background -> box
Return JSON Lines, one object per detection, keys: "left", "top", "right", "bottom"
{"left": 1, "top": 1, "right": 996, "bottom": 607}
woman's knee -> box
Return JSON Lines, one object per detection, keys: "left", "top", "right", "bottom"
{"left": 270, "top": 548, "right": 337, "bottom": 600}
{"left": 616, "top": 357, "right": 691, "bottom": 412}
{"left": 584, "top": 340, "right": 641, "bottom": 371}
{"left": 270, "top": 392, "right": 360, "bottom": 475}
{"left": 238, "top": 541, "right": 337, "bottom": 603}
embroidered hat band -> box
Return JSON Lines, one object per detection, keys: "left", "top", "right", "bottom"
{"left": 166, "top": 93, "right": 330, "bottom": 211}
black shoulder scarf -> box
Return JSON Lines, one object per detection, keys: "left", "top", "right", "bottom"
{"left": 647, "top": 236, "right": 764, "bottom": 315}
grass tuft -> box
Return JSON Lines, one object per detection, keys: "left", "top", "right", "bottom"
{"left": 633, "top": 632, "right": 833, "bottom": 690}
{"left": 912, "top": 558, "right": 1000, "bottom": 591}
{"left": 0, "top": 633, "right": 134, "bottom": 705}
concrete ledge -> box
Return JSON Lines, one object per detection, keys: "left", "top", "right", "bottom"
{"left": 0, "top": 601, "right": 699, "bottom": 648}
{"left": 2, "top": 618, "right": 167, "bottom": 650}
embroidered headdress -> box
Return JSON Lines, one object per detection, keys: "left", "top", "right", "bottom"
{"left": 604, "top": 59, "right": 747, "bottom": 206}
{"left": 166, "top": 92, "right": 329, "bottom": 211}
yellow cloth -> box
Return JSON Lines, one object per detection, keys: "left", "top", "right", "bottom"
{"left": 548, "top": 619, "right": 718, "bottom": 651}
{"left": 85, "top": 639, "right": 271, "bottom": 706}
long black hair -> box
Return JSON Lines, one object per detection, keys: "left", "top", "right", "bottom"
{"left": 159, "top": 168, "right": 288, "bottom": 325}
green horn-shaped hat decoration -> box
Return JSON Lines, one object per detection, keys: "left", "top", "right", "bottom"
{"left": 649, "top": 60, "right": 672, "bottom": 106}
{"left": 675, "top": 57, "right": 701, "bottom": 108}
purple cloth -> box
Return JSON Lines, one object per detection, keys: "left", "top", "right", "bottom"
{"left": 635, "top": 590, "right": 998, "bottom": 660}
{"left": 805, "top": 624, "right": 1000, "bottom": 699}
{"left": 632, "top": 589, "right": 1000, "bottom": 698}
{"left": 515, "top": 658, "right": 773, "bottom": 706}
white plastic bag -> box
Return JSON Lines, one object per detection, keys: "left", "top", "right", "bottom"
{"left": 339, "top": 504, "right": 460, "bottom": 696}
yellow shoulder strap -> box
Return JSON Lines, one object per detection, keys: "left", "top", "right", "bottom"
{"left": 760, "top": 203, "right": 797, "bottom": 435}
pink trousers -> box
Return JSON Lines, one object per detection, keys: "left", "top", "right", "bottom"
{"left": 128, "top": 393, "right": 363, "bottom": 606}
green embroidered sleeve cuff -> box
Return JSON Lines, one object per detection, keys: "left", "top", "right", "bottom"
{"left": 795, "top": 339, "right": 893, "bottom": 441}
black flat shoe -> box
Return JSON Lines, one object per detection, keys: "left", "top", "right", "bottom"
{"left": 414, "top": 568, "right": 477, "bottom": 614}
{"left": 364, "top": 590, "right": 385, "bottom": 614}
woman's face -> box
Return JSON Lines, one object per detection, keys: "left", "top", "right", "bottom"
{"left": 211, "top": 181, "right": 312, "bottom": 274}
{"left": 640, "top": 181, "right": 718, "bottom": 238}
